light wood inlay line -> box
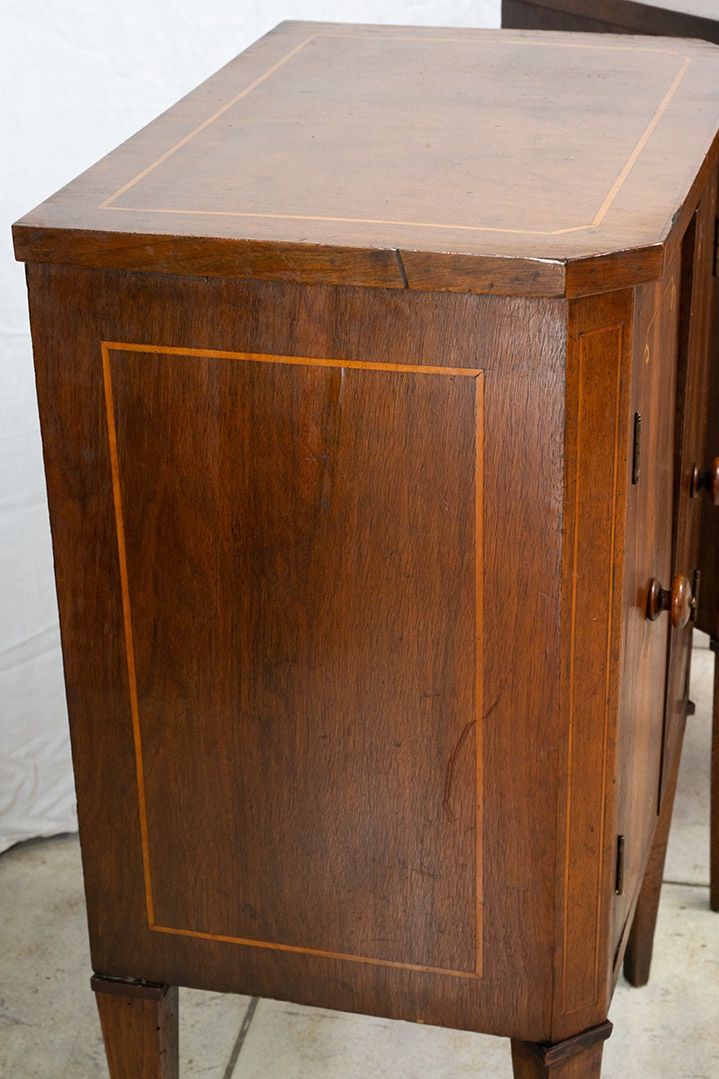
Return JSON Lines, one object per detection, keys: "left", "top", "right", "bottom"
{"left": 562, "top": 335, "right": 585, "bottom": 1008}
{"left": 100, "top": 342, "right": 156, "bottom": 927}
{"left": 99, "top": 34, "right": 692, "bottom": 237}
{"left": 475, "top": 372, "right": 485, "bottom": 976}
{"left": 321, "top": 32, "right": 688, "bottom": 55}
{"left": 591, "top": 57, "right": 691, "bottom": 228}
{"left": 101, "top": 341, "right": 482, "bottom": 377}
{"left": 98, "top": 35, "right": 313, "bottom": 210}
{"left": 150, "top": 924, "right": 480, "bottom": 979}
{"left": 101, "top": 339, "right": 484, "bottom": 978}
{"left": 592, "top": 325, "right": 623, "bottom": 1000}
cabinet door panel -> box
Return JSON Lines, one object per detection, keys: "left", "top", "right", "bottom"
{"left": 105, "top": 342, "right": 482, "bottom": 976}
{"left": 662, "top": 178, "right": 717, "bottom": 800}
{"left": 695, "top": 270, "right": 719, "bottom": 640}
{"left": 613, "top": 266, "right": 678, "bottom": 960}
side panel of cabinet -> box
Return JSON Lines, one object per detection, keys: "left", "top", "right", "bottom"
{"left": 552, "top": 290, "right": 633, "bottom": 1040}
{"left": 104, "top": 341, "right": 481, "bottom": 976}
{"left": 27, "top": 264, "right": 567, "bottom": 1041}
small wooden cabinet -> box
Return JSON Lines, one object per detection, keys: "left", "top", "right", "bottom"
{"left": 14, "top": 22, "right": 719, "bottom": 1077}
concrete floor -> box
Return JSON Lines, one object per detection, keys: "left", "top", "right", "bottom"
{"left": 1, "top": 648, "right": 717, "bottom": 1078}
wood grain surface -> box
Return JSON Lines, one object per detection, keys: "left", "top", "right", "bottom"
{"left": 93, "top": 980, "right": 178, "bottom": 1078}
{"left": 25, "top": 198, "right": 717, "bottom": 1067}
{"left": 28, "top": 263, "right": 568, "bottom": 1042}
{"left": 104, "top": 339, "right": 483, "bottom": 977}
{"left": 553, "top": 290, "right": 633, "bottom": 1038}
{"left": 13, "top": 21, "right": 719, "bottom": 295}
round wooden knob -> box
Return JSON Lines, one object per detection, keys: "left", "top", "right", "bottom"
{"left": 646, "top": 574, "right": 696, "bottom": 629}
{"left": 690, "top": 457, "right": 719, "bottom": 506}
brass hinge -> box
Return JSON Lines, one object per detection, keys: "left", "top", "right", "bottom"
{"left": 615, "top": 835, "right": 625, "bottom": 896}
{"left": 631, "top": 413, "right": 642, "bottom": 485}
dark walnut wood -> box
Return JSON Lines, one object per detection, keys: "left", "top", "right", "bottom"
{"left": 14, "top": 21, "right": 719, "bottom": 1078}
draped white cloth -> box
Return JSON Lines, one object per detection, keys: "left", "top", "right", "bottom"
{"left": 0, "top": 0, "right": 500, "bottom": 852}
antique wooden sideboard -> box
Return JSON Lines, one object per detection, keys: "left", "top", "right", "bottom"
{"left": 502, "top": 0, "right": 719, "bottom": 969}
{"left": 13, "top": 22, "right": 719, "bottom": 1077}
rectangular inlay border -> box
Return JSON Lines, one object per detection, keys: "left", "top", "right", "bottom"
{"left": 101, "top": 339, "right": 485, "bottom": 979}
{"left": 99, "top": 34, "right": 692, "bottom": 237}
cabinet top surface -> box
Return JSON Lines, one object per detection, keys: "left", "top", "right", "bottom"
{"left": 13, "top": 21, "right": 719, "bottom": 296}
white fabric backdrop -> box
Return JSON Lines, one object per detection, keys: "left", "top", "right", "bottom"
{"left": 0, "top": 0, "right": 500, "bottom": 852}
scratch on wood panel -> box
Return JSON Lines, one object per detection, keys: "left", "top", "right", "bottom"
{"left": 442, "top": 720, "right": 476, "bottom": 822}
{"left": 442, "top": 696, "right": 498, "bottom": 821}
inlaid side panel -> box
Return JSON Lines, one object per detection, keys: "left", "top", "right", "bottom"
{"left": 28, "top": 264, "right": 567, "bottom": 1040}
{"left": 555, "top": 291, "right": 632, "bottom": 1035}
{"left": 104, "top": 343, "right": 483, "bottom": 977}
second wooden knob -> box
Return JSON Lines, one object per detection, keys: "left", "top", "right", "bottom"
{"left": 646, "top": 574, "right": 696, "bottom": 629}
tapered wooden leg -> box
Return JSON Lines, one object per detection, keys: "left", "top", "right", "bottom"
{"left": 91, "top": 975, "right": 179, "bottom": 1078}
{"left": 510, "top": 1021, "right": 612, "bottom": 1078}
{"left": 711, "top": 639, "right": 719, "bottom": 912}
{"left": 623, "top": 707, "right": 687, "bottom": 987}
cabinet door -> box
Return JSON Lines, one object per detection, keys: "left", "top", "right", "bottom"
{"left": 613, "top": 177, "right": 716, "bottom": 968}
{"left": 662, "top": 178, "right": 718, "bottom": 802}
{"left": 695, "top": 258, "right": 719, "bottom": 641}
{"left": 613, "top": 266, "right": 678, "bottom": 960}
